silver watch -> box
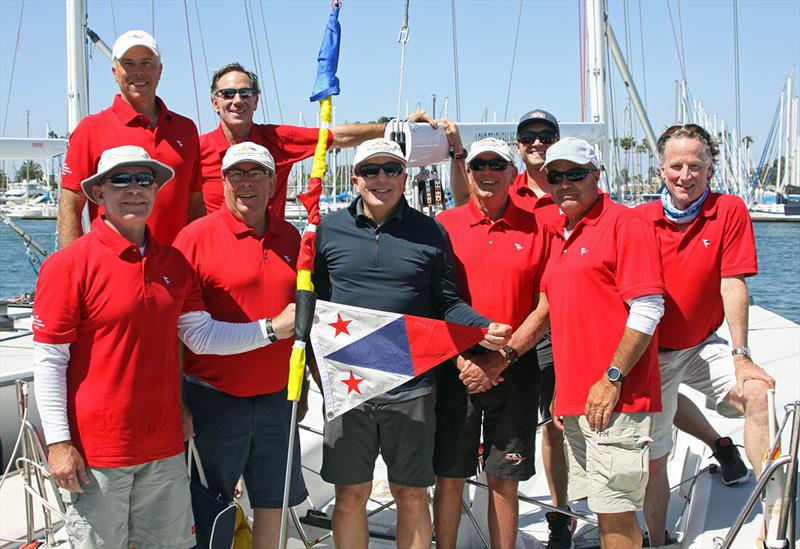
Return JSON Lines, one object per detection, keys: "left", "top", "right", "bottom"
{"left": 606, "top": 366, "right": 624, "bottom": 383}
{"left": 731, "top": 346, "right": 751, "bottom": 359}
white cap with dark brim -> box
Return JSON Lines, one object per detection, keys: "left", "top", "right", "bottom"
{"left": 112, "top": 30, "right": 161, "bottom": 60}
{"left": 80, "top": 145, "right": 174, "bottom": 204}
{"left": 353, "top": 138, "right": 407, "bottom": 169}
{"left": 221, "top": 142, "right": 276, "bottom": 173}
{"left": 465, "top": 137, "right": 514, "bottom": 164}
{"left": 543, "top": 137, "right": 601, "bottom": 169}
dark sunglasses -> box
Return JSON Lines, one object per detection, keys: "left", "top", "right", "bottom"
{"left": 357, "top": 162, "right": 404, "bottom": 178}
{"left": 108, "top": 172, "right": 156, "bottom": 188}
{"left": 468, "top": 159, "right": 510, "bottom": 172}
{"left": 546, "top": 167, "right": 594, "bottom": 184}
{"left": 517, "top": 130, "right": 558, "bottom": 145}
{"left": 214, "top": 87, "right": 257, "bottom": 100}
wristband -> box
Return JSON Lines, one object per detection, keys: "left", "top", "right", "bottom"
{"left": 265, "top": 318, "right": 279, "bottom": 343}
{"left": 449, "top": 147, "right": 467, "bottom": 160}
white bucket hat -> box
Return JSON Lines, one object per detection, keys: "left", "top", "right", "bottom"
{"left": 543, "top": 137, "right": 601, "bottom": 169}
{"left": 221, "top": 142, "right": 276, "bottom": 173}
{"left": 112, "top": 30, "right": 161, "bottom": 60}
{"left": 353, "top": 138, "right": 407, "bottom": 169}
{"left": 465, "top": 137, "right": 514, "bottom": 164}
{"left": 80, "top": 146, "right": 174, "bottom": 203}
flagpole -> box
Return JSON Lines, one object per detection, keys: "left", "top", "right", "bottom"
{"left": 279, "top": 4, "right": 341, "bottom": 547}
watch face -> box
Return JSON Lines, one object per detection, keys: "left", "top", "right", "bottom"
{"left": 607, "top": 367, "right": 621, "bottom": 381}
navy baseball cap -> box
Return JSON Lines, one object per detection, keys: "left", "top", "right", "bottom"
{"left": 517, "top": 109, "right": 560, "bottom": 137}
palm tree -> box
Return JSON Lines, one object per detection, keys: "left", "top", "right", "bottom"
{"left": 15, "top": 160, "right": 44, "bottom": 182}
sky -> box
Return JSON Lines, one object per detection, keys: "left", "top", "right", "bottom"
{"left": 0, "top": 0, "right": 798, "bottom": 158}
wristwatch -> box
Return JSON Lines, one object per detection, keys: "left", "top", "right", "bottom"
{"left": 264, "top": 318, "right": 279, "bottom": 343}
{"left": 449, "top": 147, "right": 468, "bottom": 160}
{"left": 731, "top": 346, "right": 751, "bottom": 359}
{"left": 606, "top": 366, "right": 625, "bottom": 384}
{"left": 501, "top": 345, "right": 519, "bottom": 366}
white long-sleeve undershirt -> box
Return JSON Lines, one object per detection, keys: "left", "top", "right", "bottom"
{"left": 625, "top": 293, "right": 665, "bottom": 335}
{"left": 34, "top": 311, "right": 273, "bottom": 445}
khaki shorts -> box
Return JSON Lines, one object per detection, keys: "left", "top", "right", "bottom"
{"left": 650, "top": 333, "right": 740, "bottom": 459}
{"left": 66, "top": 453, "right": 195, "bottom": 549}
{"left": 563, "top": 412, "right": 653, "bottom": 514}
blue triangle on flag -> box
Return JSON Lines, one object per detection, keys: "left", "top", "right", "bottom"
{"left": 325, "top": 317, "right": 415, "bottom": 376}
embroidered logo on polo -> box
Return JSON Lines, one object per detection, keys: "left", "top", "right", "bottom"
{"left": 162, "top": 275, "right": 172, "bottom": 286}
{"left": 514, "top": 243, "right": 524, "bottom": 251}
{"left": 580, "top": 247, "right": 589, "bottom": 255}
{"left": 176, "top": 139, "right": 184, "bottom": 148}
{"left": 702, "top": 238, "right": 711, "bottom": 248}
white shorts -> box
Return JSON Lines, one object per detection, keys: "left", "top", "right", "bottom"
{"left": 650, "top": 333, "right": 740, "bottom": 459}
{"left": 66, "top": 452, "right": 195, "bottom": 549}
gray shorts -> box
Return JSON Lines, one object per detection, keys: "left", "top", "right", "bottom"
{"left": 66, "top": 453, "right": 195, "bottom": 549}
{"left": 563, "top": 413, "right": 653, "bottom": 514}
{"left": 322, "top": 392, "right": 436, "bottom": 487}
{"left": 650, "top": 333, "right": 740, "bottom": 459}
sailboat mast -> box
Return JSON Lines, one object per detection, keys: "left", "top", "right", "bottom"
{"left": 66, "top": 0, "right": 88, "bottom": 133}
{"left": 65, "top": 0, "right": 91, "bottom": 235}
{"left": 604, "top": 20, "right": 658, "bottom": 155}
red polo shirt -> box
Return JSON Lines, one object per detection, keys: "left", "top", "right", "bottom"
{"left": 637, "top": 193, "right": 757, "bottom": 349}
{"left": 510, "top": 172, "right": 563, "bottom": 226}
{"left": 173, "top": 206, "right": 300, "bottom": 396}
{"left": 543, "top": 194, "right": 664, "bottom": 416}
{"left": 62, "top": 95, "right": 202, "bottom": 244}
{"left": 32, "top": 218, "right": 204, "bottom": 467}
{"left": 199, "top": 123, "right": 333, "bottom": 218}
{"left": 437, "top": 198, "right": 549, "bottom": 330}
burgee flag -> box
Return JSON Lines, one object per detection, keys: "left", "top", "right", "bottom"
{"left": 310, "top": 300, "right": 487, "bottom": 420}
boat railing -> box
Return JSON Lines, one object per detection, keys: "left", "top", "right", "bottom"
{"left": 0, "top": 380, "right": 66, "bottom": 547}
{"left": 717, "top": 400, "right": 799, "bottom": 549}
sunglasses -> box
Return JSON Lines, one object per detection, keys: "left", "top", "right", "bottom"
{"left": 214, "top": 87, "right": 257, "bottom": 100}
{"left": 468, "top": 159, "right": 510, "bottom": 172}
{"left": 357, "top": 162, "right": 404, "bottom": 178}
{"left": 225, "top": 168, "right": 270, "bottom": 183}
{"left": 546, "top": 167, "right": 594, "bottom": 184}
{"left": 108, "top": 172, "right": 156, "bottom": 188}
{"left": 517, "top": 130, "right": 558, "bottom": 145}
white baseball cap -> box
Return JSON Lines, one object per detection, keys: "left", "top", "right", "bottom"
{"left": 221, "top": 142, "right": 276, "bottom": 173}
{"left": 353, "top": 138, "right": 407, "bottom": 168}
{"left": 543, "top": 137, "right": 601, "bottom": 169}
{"left": 112, "top": 30, "right": 161, "bottom": 60}
{"left": 80, "top": 146, "right": 174, "bottom": 203}
{"left": 465, "top": 137, "right": 514, "bottom": 164}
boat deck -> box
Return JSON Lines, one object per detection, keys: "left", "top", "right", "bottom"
{"left": 1, "top": 305, "right": 798, "bottom": 547}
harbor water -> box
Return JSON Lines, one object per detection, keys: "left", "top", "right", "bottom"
{"left": 2, "top": 219, "right": 799, "bottom": 324}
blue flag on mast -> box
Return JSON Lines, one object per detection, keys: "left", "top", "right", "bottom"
{"left": 309, "top": 3, "right": 342, "bottom": 102}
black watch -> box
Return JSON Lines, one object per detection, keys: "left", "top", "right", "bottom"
{"left": 606, "top": 366, "right": 624, "bottom": 383}
{"left": 449, "top": 147, "right": 467, "bottom": 160}
{"left": 502, "top": 345, "right": 519, "bottom": 366}
{"left": 264, "top": 318, "right": 279, "bottom": 343}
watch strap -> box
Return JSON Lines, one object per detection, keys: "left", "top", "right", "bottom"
{"left": 731, "top": 346, "right": 751, "bottom": 359}
{"left": 449, "top": 147, "right": 468, "bottom": 160}
{"left": 502, "top": 345, "right": 519, "bottom": 366}
{"left": 265, "top": 318, "right": 279, "bottom": 343}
